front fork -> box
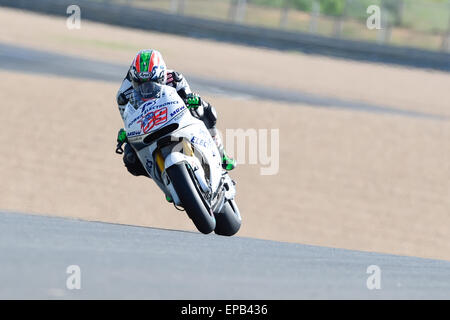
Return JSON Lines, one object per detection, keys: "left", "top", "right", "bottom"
{"left": 155, "top": 138, "right": 194, "bottom": 175}
{"left": 158, "top": 138, "right": 210, "bottom": 206}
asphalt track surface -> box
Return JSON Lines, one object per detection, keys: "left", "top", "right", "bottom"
{"left": 2, "top": 43, "right": 450, "bottom": 299}
{"left": 1, "top": 211, "right": 450, "bottom": 299}
{"left": 0, "top": 42, "right": 447, "bottom": 121}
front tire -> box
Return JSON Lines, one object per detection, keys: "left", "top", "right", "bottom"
{"left": 214, "top": 199, "right": 242, "bottom": 236}
{"left": 166, "top": 163, "right": 216, "bottom": 234}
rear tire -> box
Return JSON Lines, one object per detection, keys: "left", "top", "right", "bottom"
{"left": 214, "top": 200, "right": 242, "bottom": 236}
{"left": 166, "top": 163, "right": 216, "bottom": 234}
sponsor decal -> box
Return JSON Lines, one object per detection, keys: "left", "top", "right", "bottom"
{"left": 157, "top": 100, "right": 179, "bottom": 109}
{"left": 128, "top": 114, "right": 142, "bottom": 127}
{"left": 142, "top": 100, "right": 179, "bottom": 115}
{"left": 191, "top": 136, "right": 212, "bottom": 149}
{"left": 124, "top": 87, "right": 134, "bottom": 95}
{"left": 137, "top": 107, "right": 168, "bottom": 134}
{"left": 139, "top": 71, "right": 151, "bottom": 78}
{"left": 141, "top": 100, "right": 158, "bottom": 114}
{"left": 128, "top": 99, "right": 180, "bottom": 128}
{"left": 126, "top": 130, "right": 141, "bottom": 137}
{"left": 170, "top": 105, "right": 186, "bottom": 118}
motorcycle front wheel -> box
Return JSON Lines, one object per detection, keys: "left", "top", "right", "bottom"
{"left": 166, "top": 162, "right": 216, "bottom": 234}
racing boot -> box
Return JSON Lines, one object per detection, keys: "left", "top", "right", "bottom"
{"left": 186, "top": 93, "right": 236, "bottom": 171}
{"left": 210, "top": 128, "right": 236, "bottom": 171}
{"left": 222, "top": 150, "right": 236, "bottom": 171}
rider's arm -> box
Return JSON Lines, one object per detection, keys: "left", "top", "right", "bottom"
{"left": 167, "top": 70, "right": 192, "bottom": 100}
{"left": 116, "top": 73, "right": 134, "bottom": 120}
{"left": 166, "top": 69, "right": 217, "bottom": 129}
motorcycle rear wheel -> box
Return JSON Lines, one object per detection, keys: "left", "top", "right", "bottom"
{"left": 214, "top": 199, "right": 242, "bottom": 236}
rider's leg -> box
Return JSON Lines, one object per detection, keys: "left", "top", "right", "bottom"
{"left": 192, "top": 102, "right": 236, "bottom": 170}
{"left": 123, "top": 143, "right": 149, "bottom": 177}
{"left": 208, "top": 127, "right": 236, "bottom": 171}
{"left": 122, "top": 144, "right": 174, "bottom": 202}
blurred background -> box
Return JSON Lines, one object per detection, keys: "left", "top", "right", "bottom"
{"left": 117, "top": 0, "right": 450, "bottom": 52}
{"left": 0, "top": 0, "right": 449, "bottom": 262}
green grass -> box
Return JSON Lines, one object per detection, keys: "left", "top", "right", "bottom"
{"left": 402, "top": 0, "right": 450, "bottom": 33}
{"left": 93, "top": 0, "right": 450, "bottom": 52}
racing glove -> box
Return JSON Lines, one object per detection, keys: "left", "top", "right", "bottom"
{"left": 186, "top": 93, "right": 202, "bottom": 109}
{"left": 116, "top": 128, "right": 127, "bottom": 154}
{"left": 117, "top": 128, "right": 127, "bottom": 143}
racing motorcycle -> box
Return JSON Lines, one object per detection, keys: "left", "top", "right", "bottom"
{"left": 116, "top": 82, "right": 241, "bottom": 236}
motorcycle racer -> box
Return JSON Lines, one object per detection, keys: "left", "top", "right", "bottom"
{"left": 116, "top": 49, "right": 236, "bottom": 179}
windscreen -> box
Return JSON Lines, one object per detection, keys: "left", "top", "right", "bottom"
{"left": 130, "top": 81, "right": 163, "bottom": 109}
{"left": 137, "top": 81, "right": 162, "bottom": 100}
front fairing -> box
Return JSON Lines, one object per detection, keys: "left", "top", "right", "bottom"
{"left": 121, "top": 85, "right": 222, "bottom": 192}
{"left": 123, "top": 85, "right": 188, "bottom": 140}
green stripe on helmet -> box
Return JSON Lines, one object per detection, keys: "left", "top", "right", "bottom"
{"left": 139, "top": 50, "right": 152, "bottom": 73}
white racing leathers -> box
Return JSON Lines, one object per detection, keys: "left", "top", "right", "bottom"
{"left": 116, "top": 70, "right": 224, "bottom": 156}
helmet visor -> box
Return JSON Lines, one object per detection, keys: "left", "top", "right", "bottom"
{"left": 137, "top": 81, "right": 162, "bottom": 100}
